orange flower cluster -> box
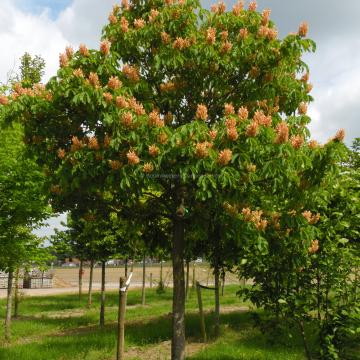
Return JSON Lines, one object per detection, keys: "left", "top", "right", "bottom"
{"left": 103, "top": 92, "right": 113, "bottom": 103}
{"left": 149, "top": 144, "right": 160, "bottom": 157}
{"left": 143, "top": 162, "right": 154, "bottom": 173}
{"left": 73, "top": 68, "right": 84, "bottom": 78}
{"left": 247, "top": 163, "right": 256, "bottom": 173}
{"left": 122, "top": 64, "right": 140, "bottom": 81}
{"left": 108, "top": 76, "right": 122, "bottom": 90}
{"left": 116, "top": 96, "right": 128, "bottom": 109}
{"left": 308, "top": 240, "right": 319, "bottom": 254}
{"left": 57, "top": 148, "right": 66, "bottom": 159}
{"left": 71, "top": 136, "right": 84, "bottom": 152}
{"left": 221, "top": 41, "right": 232, "bottom": 53}
{"left": 206, "top": 27, "right": 216, "bottom": 45}
{"left": 298, "top": 22, "right": 309, "bottom": 37}
{"left": 242, "top": 208, "right": 268, "bottom": 230}
{"left": 88, "top": 137, "right": 100, "bottom": 150}
{"left": 65, "top": 46, "right": 74, "bottom": 58}
{"left": 104, "top": 135, "right": 111, "bottom": 148}
{"left": 88, "top": 72, "right": 100, "bottom": 87}
{"left": 225, "top": 117, "right": 238, "bottom": 141}
{"left": 246, "top": 122, "right": 259, "bottom": 137}
{"left": 306, "top": 83, "right": 313, "bottom": 93}
{"left": 59, "top": 53, "right": 68, "bottom": 68}
{"left": 134, "top": 18, "right": 145, "bottom": 29}
{"left": 239, "top": 28, "right": 248, "bottom": 40}
{"left": 161, "top": 32, "right": 171, "bottom": 44}
{"left": 164, "top": 112, "right": 173, "bottom": 124}
{"left": 196, "top": 104, "right": 208, "bottom": 121}
{"left": 79, "top": 44, "right": 89, "bottom": 56}
{"left": 238, "top": 106, "right": 248, "bottom": 120}
{"left": 195, "top": 142, "right": 210, "bottom": 158}
{"left": 275, "top": 121, "right": 289, "bottom": 144}
{"left": 232, "top": 0, "right": 244, "bottom": 16}
{"left": 302, "top": 210, "right": 320, "bottom": 224}
{"left": 221, "top": 31, "right": 228, "bottom": 40}
{"left": 128, "top": 97, "right": 145, "bottom": 115}
{"left": 258, "top": 26, "right": 278, "bottom": 40}
{"left": 109, "top": 160, "right": 122, "bottom": 170}
{"left": 225, "top": 118, "right": 236, "bottom": 128}
{"left": 148, "top": 110, "right": 164, "bottom": 127}
{"left": 173, "top": 37, "right": 190, "bottom": 50}
{"left": 224, "top": 103, "right": 235, "bottom": 116}
{"left": 248, "top": 0, "right": 257, "bottom": 11}
{"left": 100, "top": 39, "right": 111, "bottom": 56}
{"left": 209, "top": 129, "right": 217, "bottom": 140}
{"left": 218, "top": 149, "right": 232, "bottom": 166}
{"left": 121, "top": 16, "right": 129, "bottom": 32}
{"left": 290, "top": 135, "right": 304, "bottom": 149}
{"left": 121, "top": 111, "right": 133, "bottom": 127}
{"left": 158, "top": 132, "right": 168, "bottom": 144}
{"left": 121, "top": 0, "right": 130, "bottom": 10}
{"left": 253, "top": 110, "right": 272, "bottom": 127}
{"left": 0, "top": 95, "right": 8, "bottom": 105}
{"left": 109, "top": 13, "right": 117, "bottom": 24}
{"left": 298, "top": 102, "right": 308, "bottom": 115}
{"left": 333, "top": 129, "right": 345, "bottom": 142}
{"left": 308, "top": 140, "right": 319, "bottom": 149}
{"left": 149, "top": 9, "right": 159, "bottom": 22}
{"left": 262, "top": 9, "right": 271, "bottom": 25}
{"left": 211, "top": 1, "right": 226, "bottom": 14}
{"left": 160, "top": 82, "right": 176, "bottom": 92}
{"left": 127, "top": 150, "right": 140, "bottom": 165}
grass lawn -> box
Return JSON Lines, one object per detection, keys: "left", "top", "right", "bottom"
{"left": 0, "top": 285, "right": 311, "bottom": 359}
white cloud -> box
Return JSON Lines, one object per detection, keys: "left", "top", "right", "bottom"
{"left": 0, "top": 0, "right": 68, "bottom": 84}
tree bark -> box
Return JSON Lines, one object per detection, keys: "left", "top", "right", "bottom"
{"left": 99, "top": 261, "right": 106, "bottom": 327}
{"left": 171, "top": 217, "right": 186, "bottom": 360}
{"left": 192, "top": 262, "right": 196, "bottom": 289}
{"left": 116, "top": 277, "right": 127, "bottom": 360}
{"left": 5, "top": 271, "right": 14, "bottom": 341}
{"left": 87, "top": 260, "right": 94, "bottom": 308}
{"left": 14, "top": 268, "right": 20, "bottom": 318}
{"left": 185, "top": 259, "right": 190, "bottom": 301}
{"left": 78, "top": 260, "right": 83, "bottom": 300}
{"left": 214, "top": 262, "right": 220, "bottom": 338}
{"left": 221, "top": 272, "right": 225, "bottom": 297}
{"left": 141, "top": 254, "right": 146, "bottom": 306}
{"left": 298, "top": 320, "right": 312, "bottom": 360}
{"left": 124, "top": 258, "right": 128, "bottom": 278}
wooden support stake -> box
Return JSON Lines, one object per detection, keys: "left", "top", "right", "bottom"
{"left": 116, "top": 277, "right": 127, "bottom": 360}
{"left": 196, "top": 281, "right": 206, "bottom": 343}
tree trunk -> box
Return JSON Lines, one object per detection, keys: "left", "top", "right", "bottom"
{"left": 185, "top": 260, "right": 190, "bottom": 301}
{"left": 298, "top": 320, "right": 312, "bottom": 360}
{"left": 192, "top": 262, "right": 196, "bottom": 289}
{"left": 124, "top": 258, "right": 128, "bottom": 278}
{"left": 160, "top": 259, "right": 163, "bottom": 287}
{"left": 141, "top": 254, "right": 146, "bottom": 306}
{"left": 116, "top": 278, "right": 127, "bottom": 360}
{"left": 99, "top": 261, "right": 106, "bottom": 327}
{"left": 79, "top": 260, "right": 83, "bottom": 300}
{"left": 5, "top": 271, "right": 14, "bottom": 341}
{"left": 214, "top": 262, "right": 220, "bottom": 338}
{"left": 87, "top": 260, "right": 94, "bottom": 308}
{"left": 171, "top": 217, "right": 186, "bottom": 360}
{"left": 14, "top": 268, "right": 20, "bottom": 318}
{"left": 221, "top": 272, "right": 225, "bottom": 297}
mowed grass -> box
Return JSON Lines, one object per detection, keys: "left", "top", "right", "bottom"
{"left": 0, "top": 285, "right": 309, "bottom": 360}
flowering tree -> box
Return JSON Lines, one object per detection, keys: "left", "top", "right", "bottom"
{"left": 0, "top": 0, "right": 347, "bottom": 358}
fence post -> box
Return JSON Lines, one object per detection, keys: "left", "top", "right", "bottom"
{"left": 196, "top": 281, "right": 207, "bottom": 343}
{"left": 116, "top": 277, "right": 127, "bottom": 360}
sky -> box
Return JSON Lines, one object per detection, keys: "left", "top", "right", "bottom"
{"left": 1, "top": 0, "right": 359, "bottom": 235}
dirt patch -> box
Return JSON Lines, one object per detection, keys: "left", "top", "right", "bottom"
{"left": 125, "top": 339, "right": 206, "bottom": 360}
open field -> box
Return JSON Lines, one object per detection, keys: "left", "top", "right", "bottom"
{"left": 0, "top": 285, "right": 314, "bottom": 360}
{"left": 0, "top": 264, "right": 243, "bottom": 298}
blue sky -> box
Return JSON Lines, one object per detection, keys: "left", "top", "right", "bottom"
{"left": 15, "top": 0, "right": 71, "bottom": 19}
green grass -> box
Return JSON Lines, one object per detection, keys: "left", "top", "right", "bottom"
{"left": 0, "top": 286, "right": 310, "bottom": 359}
